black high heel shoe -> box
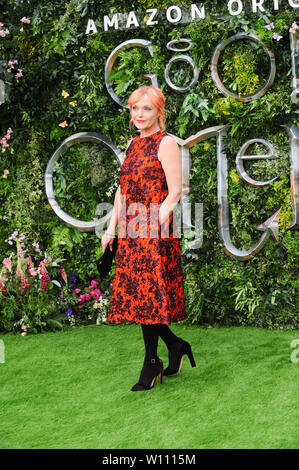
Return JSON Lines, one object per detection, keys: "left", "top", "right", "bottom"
{"left": 131, "top": 357, "right": 163, "bottom": 391}
{"left": 163, "top": 339, "right": 196, "bottom": 376}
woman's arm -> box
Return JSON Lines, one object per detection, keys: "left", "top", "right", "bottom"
{"left": 158, "top": 136, "right": 182, "bottom": 226}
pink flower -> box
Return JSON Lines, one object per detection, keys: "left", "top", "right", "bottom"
{"left": 20, "top": 271, "right": 30, "bottom": 291}
{"left": 60, "top": 265, "right": 67, "bottom": 284}
{"left": 26, "top": 256, "right": 37, "bottom": 276}
{"left": 0, "top": 29, "right": 9, "bottom": 38}
{"left": 1, "top": 128, "right": 12, "bottom": 153}
{"left": 8, "top": 60, "right": 18, "bottom": 69}
{"left": 2, "top": 257, "right": 12, "bottom": 272}
{"left": 84, "top": 293, "right": 91, "bottom": 301}
{"left": 16, "top": 240, "right": 24, "bottom": 259}
{"left": 74, "top": 288, "right": 80, "bottom": 294}
{"left": 90, "top": 288, "right": 102, "bottom": 300}
{"left": 15, "top": 69, "right": 23, "bottom": 79}
{"left": 78, "top": 295, "right": 85, "bottom": 304}
{"left": 39, "top": 262, "right": 50, "bottom": 291}
{"left": 90, "top": 280, "right": 99, "bottom": 288}
{"left": 32, "top": 242, "right": 41, "bottom": 253}
{"left": 0, "top": 281, "right": 8, "bottom": 301}
{"left": 20, "top": 17, "right": 30, "bottom": 24}
{"left": 290, "top": 22, "right": 298, "bottom": 34}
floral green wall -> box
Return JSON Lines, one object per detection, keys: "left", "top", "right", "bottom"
{"left": 0, "top": 0, "right": 298, "bottom": 333}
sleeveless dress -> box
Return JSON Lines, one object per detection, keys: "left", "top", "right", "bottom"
{"left": 108, "top": 129, "right": 187, "bottom": 325}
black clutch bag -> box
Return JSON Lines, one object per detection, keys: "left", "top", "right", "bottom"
{"left": 96, "top": 236, "right": 118, "bottom": 278}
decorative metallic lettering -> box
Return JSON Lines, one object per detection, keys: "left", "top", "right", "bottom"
{"left": 45, "top": 132, "right": 123, "bottom": 232}
{"left": 165, "top": 39, "right": 199, "bottom": 92}
{"left": 211, "top": 32, "right": 276, "bottom": 102}
{"left": 165, "top": 55, "right": 199, "bottom": 92}
{"left": 217, "top": 126, "right": 282, "bottom": 260}
{"left": 290, "top": 28, "right": 299, "bottom": 103}
{"left": 166, "top": 38, "right": 193, "bottom": 52}
{"left": 281, "top": 124, "right": 299, "bottom": 230}
{"left": 236, "top": 139, "right": 279, "bottom": 187}
{"left": 105, "top": 39, "right": 159, "bottom": 109}
{"left": 170, "top": 125, "right": 226, "bottom": 249}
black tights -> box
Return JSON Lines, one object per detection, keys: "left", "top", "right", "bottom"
{"left": 141, "top": 324, "right": 180, "bottom": 360}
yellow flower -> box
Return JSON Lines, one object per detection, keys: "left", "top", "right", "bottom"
{"left": 230, "top": 169, "right": 240, "bottom": 183}
{"left": 59, "top": 121, "right": 68, "bottom": 128}
{"left": 69, "top": 100, "right": 77, "bottom": 107}
{"left": 61, "top": 90, "right": 69, "bottom": 98}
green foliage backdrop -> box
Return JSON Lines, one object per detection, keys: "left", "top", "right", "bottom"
{"left": 0, "top": 0, "right": 298, "bottom": 333}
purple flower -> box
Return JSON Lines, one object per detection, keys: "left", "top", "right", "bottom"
{"left": 273, "top": 32, "right": 283, "bottom": 41}
{"left": 67, "top": 270, "right": 78, "bottom": 291}
{"left": 265, "top": 22, "right": 274, "bottom": 30}
{"left": 66, "top": 305, "right": 73, "bottom": 317}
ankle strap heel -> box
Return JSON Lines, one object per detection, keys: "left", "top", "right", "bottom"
{"left": 131, "top": 357, "right": 164, "bottom": 391}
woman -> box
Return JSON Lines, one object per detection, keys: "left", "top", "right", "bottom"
{"left": 101, "top": 85, "right": 196, "bottom": 391}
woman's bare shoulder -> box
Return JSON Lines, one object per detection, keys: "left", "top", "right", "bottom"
{"left": 158, "top": 134, "right": 179, "bottom": 161}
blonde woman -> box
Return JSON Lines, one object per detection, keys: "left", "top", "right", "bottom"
{"left": 101, "top": 85, "right": 196, "bottom": 391}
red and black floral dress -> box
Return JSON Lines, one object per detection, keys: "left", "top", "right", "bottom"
{"left": 108, "top": 129, "right": 187, "bottom": 325}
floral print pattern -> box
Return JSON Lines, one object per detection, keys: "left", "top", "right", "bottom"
{"left": 108, "top": 129, "right": 187, "bottom": 325}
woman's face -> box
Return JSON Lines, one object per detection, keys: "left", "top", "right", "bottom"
{"left": 130, "top": 94, "right": 160, "bottom": 132}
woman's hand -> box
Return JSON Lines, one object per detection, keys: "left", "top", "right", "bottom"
{"left": 101, "top": 232, "right": 115, "bottom": 254}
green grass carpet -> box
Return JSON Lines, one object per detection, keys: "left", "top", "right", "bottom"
{"left": 0, "top": 324, "right": 298, "bottom": 449}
